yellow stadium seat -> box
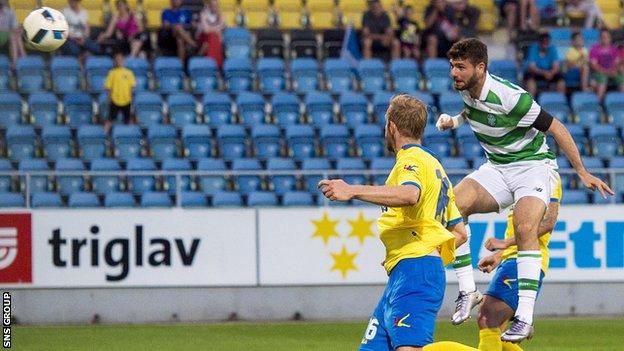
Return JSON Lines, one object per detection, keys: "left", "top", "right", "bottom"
{"left": 241, "top": 0, "right": 268, "bottom": 12}
{"left": 381, "top": 0, "right": 397, "bottom": 10}
{"left": 469, "top": 0, "right": 495, "bottom": 11}
{"left": 82, "top": 0, "right": 104, "bottom": 11}
{"left": 279, "top": 12, "right": 302, "bottom": 29}
{"left": 9, "top": 0, "right": 37, "bottom": 9}
{"left": 477, "top": 12, "right": 496, "bottom": 32}
{"left": 145, "top": 10, "right": 162, "bottom": 29}
{"left": 307, "top": 0, "right": 335, "bottom": 13}
{"left": 596, "top": 0, "right": 621, "bottom": 12}
{"left": 223, "top": 11, "right": 238, "bottom": 26}
{"left": 143, "top": 0, "right": 169, "bottom": 11}
{"left": 340, "top": 0, "right": 367, "bottom": 13}
{"left": 343, "top": 11, "right": 363, "bottom": 29}
{"left": 14, "top": 9, "right": 31, "bottom": 23}
{"left": 221, "top": 0, "right": 239, "bottom": 12}
{"left": 87, "top": 10, "right": 104, "bottom": 27}
{"left": 403, "top": 0, "right": 428, "bottom": 13}
{"left": 603, "top": 13, "right": 620, "bottom": 29}
{"left": 310, "top": 12, "right": 335, "bottom": 29}
{"left": 246, "top": 11, "right": 269, "bottom": 28}
{"left": 41, "top": 0, "right": 69, "bottom": 9}
{"left": 274, "top": 0, "right": 302, "bottom": 12}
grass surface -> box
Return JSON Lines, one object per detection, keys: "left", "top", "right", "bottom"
{"left": 13, "top": 318, "right": 624, "bottom": 350}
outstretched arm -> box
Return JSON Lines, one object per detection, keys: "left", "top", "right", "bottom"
{"left": 318, "top": 179, "right": 420, "bottom": 207}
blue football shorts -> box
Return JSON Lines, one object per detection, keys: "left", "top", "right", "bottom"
{"left": 485, "top": 258, "right": 545, "bottom": 311}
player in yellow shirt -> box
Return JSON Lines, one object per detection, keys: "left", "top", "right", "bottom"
{"left": 565, "top": 32, "right": 589, "bottom": 91}
{"left": 103, "top": 52, "right": 136, "bottom": 133}
{"left": 319, "top": 94, "right": 467, "bottom": 351}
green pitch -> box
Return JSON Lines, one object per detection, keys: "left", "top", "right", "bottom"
{"left": 14, "top": 318, "right": 624, "bottom": 351}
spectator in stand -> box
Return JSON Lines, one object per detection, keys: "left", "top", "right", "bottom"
{"left": 197, "top": 0, "right": 225, "bottom": 68}
{"left": 361, "top": 0, "right": 400, "bottom": 60}
{"left": 524, "top": 33, "right": 565, "bottom": 96}
{"left": 61, "top": 0, "right": 100, "bottom": 58}
{"left": 104, "top": 52, "right": 136, "bottom": 134}
{"left": 499, "top": 0, "right": 540, "bottom": 38}
{"left": 565, "top": 0, "right": 604, "bottom": 29}
{"left": 397, "top": 5, "right": 420, "bottom": 59}
{"left": 158, "top": 0, "right": 196, "bottom": 63}
{"left": 422, "top": 0, "right": 459, "bottom": 59}
{"left": 0, "top": 0, "right": 24, "bottom": 68}
{"left": 590, "top": 29, "right": 624, "bottom": 101}
{"left": 565, "top": 31, "right": 590, "bottom": 91}
{"left": 450, "top": 0, "right": 480, "bottom": 39}
{"left": 96, "top": 0, "right": 150, "bottom": 58}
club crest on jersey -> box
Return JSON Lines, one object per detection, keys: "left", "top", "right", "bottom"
{"left": 487, "top": 113, "right": 496, "bottom": 126}
{"left": 403, "top": 165, "right": 418, "bottom": 172}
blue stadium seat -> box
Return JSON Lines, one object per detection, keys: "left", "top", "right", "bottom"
{"left": 16, "top": 55, "right": 45, "bottom": 92}
{"left": 358, "top": 58, "right": 386, "bottom": 93}
{"left": 424, "top": 125, "right": 453, "bottom": 157}
{"left": 141, "top": 191, "right": 172, "bottom": 207}
{"left": 0, "top": 55, "right": 9, "bottom": 91}
{"left": 339, "top": 92, "right": 369, "bottom": 127}
{"left": 539, "top": 92, "right": 571, "bottom": 123}
{"left": 85, "top": 56, "right": 113, "bottom": 93}
{"left": 410, "top": 90, "right": 437, "bottom": 122}
{"left": 390, "top": 59, "right": 420, "bottom": 92}
{"left": 247, "top": 191, "right": 278, "bottom": 206}
{"left": 90, "top": 158, "right": 121, "bottom": 194}
{"left": 301, "top": 158, "right": 331, "bottom": 191}
{"left": 32, "top": 192, "right": 62, "bottom": 208}
{"left": 291, "top": 58, "right": 320, "bottom": 93}
{"left": 0, "top": 159, "right": 12, "bottom": 192}
{"left": 237, "top": 92, "right": 267, "bottom": 125}
{"left": 18, "top": 159, "right": 49, "bottom": 194}
{"left": 51, "top": 56, "right": 81, "bottom": 93}
{"left": 134, "top": 92, "right": 164, "bottom": 126}
{"left": 267, "top": 158, "right": 296, "bottom": 194}
{"left": 154, "top": 57, "right": 184, "bottom": 93}
{"left": 183, "top": 125, "right": 212, "bottom": 159}
{"left": 355, "top": 124, "right": 383, "bottom": 159}
{"left": 556, "top": 156, "right": 574, "bottom": 189}
{"left": 324, "top": 58, "right": 354, "bottom": 93}
{"left": 217, "top": 125, "right": 247, "bottom": 159}
{"left": 42, "top": 126, "right": 72, "bottom": 161}
{"left": 286, "top": 125, "right": 316, "bottom": 159}
{"left": 604, "top": 92, "right": 624, "bottom": 127}
{"left": 272, "top": 93, "right": 301, "bottom": 126}
{"left": 98, "top": 93, "right": 109, "bottom": 121}
{"left": 212, "top": 191, "right": 243, "bottom": 207}
{"left": 197, "top": 158, "right": 227, "bottom": 194}
{"left": 29, "top": 92, "right": 59, "bottom": 127}
{"left": 223, "top": 27, "right": 252, "bottom": 58}
{"left": 372, "top": 91, "right": 393, "bottom": 124}
{"left": 424, "top": 58, "right": 452, "bottom": 94}
{"left": 0, "top": 92, "right": 22, "bottom": 127}
{"left": 7, "top": 125, "right": 36, "bottom": 160}
{"left": 439, "top": 92, "right": 465, "bottom": 116}
{"left": 112, "top": 125, "right": 143, "bottom": 160}
{"left": 77, "top": 125, "right": 107, "bottom": 160}
{"left": 589, "top": 125, "right": 621, "bottom": 157}
{"left": 189, "top": 57, "right": 218, "bottom": 92}
{"left": 489, "top": 60, "right": 519, "bottom": 84}
{"left": 581, "top": 28, "right": 599, "bottom": 47}
{"left": 64, "top": 93, "right": 94, "bottom": 127}
{"left": 550, "top": 28, "right": 572, "bottom": 46}
{"left": 337, "top": 158, "right": 367, "bottom": 185}
{"left": 562, "top": 189, "right": 589, "bottom": 204}
{"left": 257, "top": 58, "right": 286, "bottom": 92}
{"left": 203, "top": 93, "right": 233, "bottom": 126}
{"left": 610, "top": 157, "right": 624, "bottom": 193}
{"left": 168, "top": 93, "right": 198, "bottom": 127}
{"left": 125, "top": 57, "right": 150, "bottom": 91}
{"left": 564, "top": 123, "right": 587, "bottom": 155}
{"left": 232, "top": 158, "right": 262, "bottom": 193}
{"left": 148, "top": 125, "right": 178, "bottom": 160}
{"left": 320, "top": 124, "right": 350, "bottom": 159}
{"left": 282, "top": 191, "right": 313, "bottom": 206}
{"left": 370, "top": 157, "right": 394, "bottom": 185}
{"left": 126, "top": 158, "right": 157, "bottom": 194}
{"left": 456, "top": 125, "right": 483, "bottom": 158}
{"left": 55, "top": 158, "right": 85, "bottom": 195}
{"left": 162, "top": 158, "right": 192, "bottom": 194}
{"left": 305, "top": 91, "right": 334, "bottom": 126}
{"left": 224, "top": 58, "right": 253, "bottom": 92}
{"left": 441, "top": 157, "right": 469, "bottom": 185}
{"left": 104, "top": 192, "right": 135, "bottom": 207}
{"left": 252, "top": 125, "right": 281, "bottom": 159}
{"left": 472, "top": 156, "right": 486, "bottom": 168}
{"left": 571, "top": 92, "right": 602, "bottom": 126}
{"left": 68, "top": 192, "right": 100, "bottom": 207}
{"left": 0, "top": 193, "right": 24, "bottom": 207}
{"left": 181, "top": 191, "right": 207, "bottom": 207}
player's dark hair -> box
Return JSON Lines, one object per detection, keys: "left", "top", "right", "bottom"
{"left": 447, "top": 38, "right": 488, "bottom": 69}
{"left": 539, "top": 32, "right": 550, "bottom": 42}
{"left": 386, "top": 94, "right": 427, "bottom": 141}
{"left": 572, "top": 31, "right": 581, "bottom": 40}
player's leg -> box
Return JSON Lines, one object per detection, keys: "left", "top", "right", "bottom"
{"left": 359, "top": 293, "right": 392, "bottom": 351}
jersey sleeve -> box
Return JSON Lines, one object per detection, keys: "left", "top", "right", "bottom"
{"left": 446, "top": 201, "right": 463, "bottom": 227}
{"left": 503, "top": 91, "right": 542, "bottom": 127}
{"left": 395, "top": 159, "right": 424, "bottom": 191}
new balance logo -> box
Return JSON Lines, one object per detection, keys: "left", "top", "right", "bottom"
{"left": 0, "top": 227, "right": 17, "bottom": 269}
{"left": 534, "top": 187, "right": 543, "bottom": 193}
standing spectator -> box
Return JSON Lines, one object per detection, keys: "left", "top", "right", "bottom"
{"left": 422, "top": 0, "right": 458, "bottom": 59}
{"left": 0, "top": 0, "right": 24, "bottom": 68}
{"left": 523, "top": 33, "right": 565, "bottom": 96}
{"left": 565, "top": 31, "right": 590, "bottom": 91}
{"left": 397, "top": 5, "right": 420, "bottom": 59}
{"left": 499, "top": 0, "right": 540, "bottom": 38}
{"left": 197, "top": 0, "right": 225, "bottom": 68}
{"left": 96, "top": 0, "right": 150, "bottom": 58}
{"left": 451, "top": 0, "right": 480, "bottom": 39}
{"left": 61, "top": 0, "right": 100, "bottom": 58}
{"left": 590, "top": 29, "right": 624, "bottom": 101}
{"left": 361, "top": 0, "right": 400, "bottom": 60}
{"left": 158, "top": 0, "right": 196, "bottom": 63}
{"left": 104, "top": 52, "right": 136, "bottom": 133}
{"left": 566, "top": 0, "right": 604, "bottom": 29}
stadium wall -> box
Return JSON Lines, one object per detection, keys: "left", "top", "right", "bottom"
{"left": 2, "top": 207, "right": 624, "bottom": 324}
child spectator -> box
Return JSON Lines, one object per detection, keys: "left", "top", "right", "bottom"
{"left": 565, "top": 31, "right": 590, "bottom": 91}
{"left": 590, "top": 29, "right": 624, "bottom": 101}
{"left": 397, "top": 5, "right": 420, "bottom": 59}
{"left": 104, "top": 52, "right": 136, "bottom": 133}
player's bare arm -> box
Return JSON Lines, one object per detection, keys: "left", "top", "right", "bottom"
{"left": 477, "top": 250, "right": 503, "bottom": 273}
{"left": 448, "top": 222, "right": 468, "bottom": 248}
{"left": 318, "top": 179, "right": 420, "bottom": 207}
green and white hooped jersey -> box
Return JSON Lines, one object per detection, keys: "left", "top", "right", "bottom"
{"left": 460, "top": 73, "right": 556, "bottom": 164}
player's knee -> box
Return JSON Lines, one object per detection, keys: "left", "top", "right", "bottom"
{"left": 514, "top": 222, "right": 537, "bottom": 237}
{"left": 477, "top": 305, "right": 494, "bottom": 329}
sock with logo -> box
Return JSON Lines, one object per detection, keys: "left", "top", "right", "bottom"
{"left": 478, "top": 328, "right": 503, "bottom": 351}
{"left": 453, "top": 222, "right": 476, "bottom": 293}
{"left": 515, "top": 250, "right": 542, "bottom": 325}
{"left": 424, "top": 341, "right": 478, "bottom": 351}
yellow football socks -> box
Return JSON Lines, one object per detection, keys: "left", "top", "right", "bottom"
{"left": 424, "top": 341, "right": 478, "bottom": 350}
{"left": 478, "top": 328, "right": 503, "bottom": 351}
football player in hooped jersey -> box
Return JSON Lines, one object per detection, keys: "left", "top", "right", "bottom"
{"left": 319, "top": 94, "right": 469, "bottom": 351}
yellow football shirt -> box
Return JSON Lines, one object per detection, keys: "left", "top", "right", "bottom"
{"left": 104, "top": 67, "right": 136, "bottom": 106}
{"left": 501, "top": 174, "right": 563, "bottom": 273}
{"left": 565, "top": 47, "right": 588, "bottom": 67}
{"left": 378, "top": 144, "right": 458, "bottom": 273}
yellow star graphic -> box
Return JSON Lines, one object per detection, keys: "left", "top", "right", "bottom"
{"left": 330, "top": 245, "right": 358, "bottom": 279}
{"left": 311, "top": 211, "right": 340, "bottom": 245}
{"left": 347, "top": 211, "right": 375, "bottom": 245}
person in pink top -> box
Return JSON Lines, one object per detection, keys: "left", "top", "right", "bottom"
{"left": 97, "top": 0, "right": 150, "bottom": 57}
{"left": 589, "top": 29, "right": 624, "bottom": 101}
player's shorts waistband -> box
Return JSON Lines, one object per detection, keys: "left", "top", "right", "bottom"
{"left": 390, "top": 256, "right": 444, "bottom": 277}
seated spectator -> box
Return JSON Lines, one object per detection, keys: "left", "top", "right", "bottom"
{"left": 197, "top": 0, "right": 225, "bottom": 68}
{"left": 158, "top": 0, "right": 196, "bottom": 63}
{"left": 451, "top": 0, "right": 480, "bottom": 39}
{"left": 61, "top": 0, "right": 100, "bottom": 58}
{"left": 590, "top": 29, "right": 624, "bottom": 101}
{"left": 423, "top": 0, "right": 459, "bottom": 59}
{"left": 565, "top": 31, "right": 590, "bottom": 91}
{"left": 565, "top": 0, "right": 604, "bottom": 29}
{"left": 0, "top": 0, "right": 24, "bottom": 68}
{"left": 524, "top": 33, "right": 565, "bottom": 96}
{"left": 361, "top": 0, "right": 400, "bottom": 60}
{"left": 499, "top": 0, "right": 539, "bottom": 38}
{"left": 96, "top": 0, "right": 150, "bottom": 58}
{"left": 104, "top": 52, "right": 136, "bottom": 133}
{"left": 397, "top": 5, "right": 420, "bottom": 59}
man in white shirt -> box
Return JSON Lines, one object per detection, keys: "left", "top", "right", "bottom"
{"left": 61, "top": 0, "right": 100, "bottom": 57}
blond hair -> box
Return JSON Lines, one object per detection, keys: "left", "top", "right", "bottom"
{"left": 386, "top": 94, "right": 427, "bottom": 140}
